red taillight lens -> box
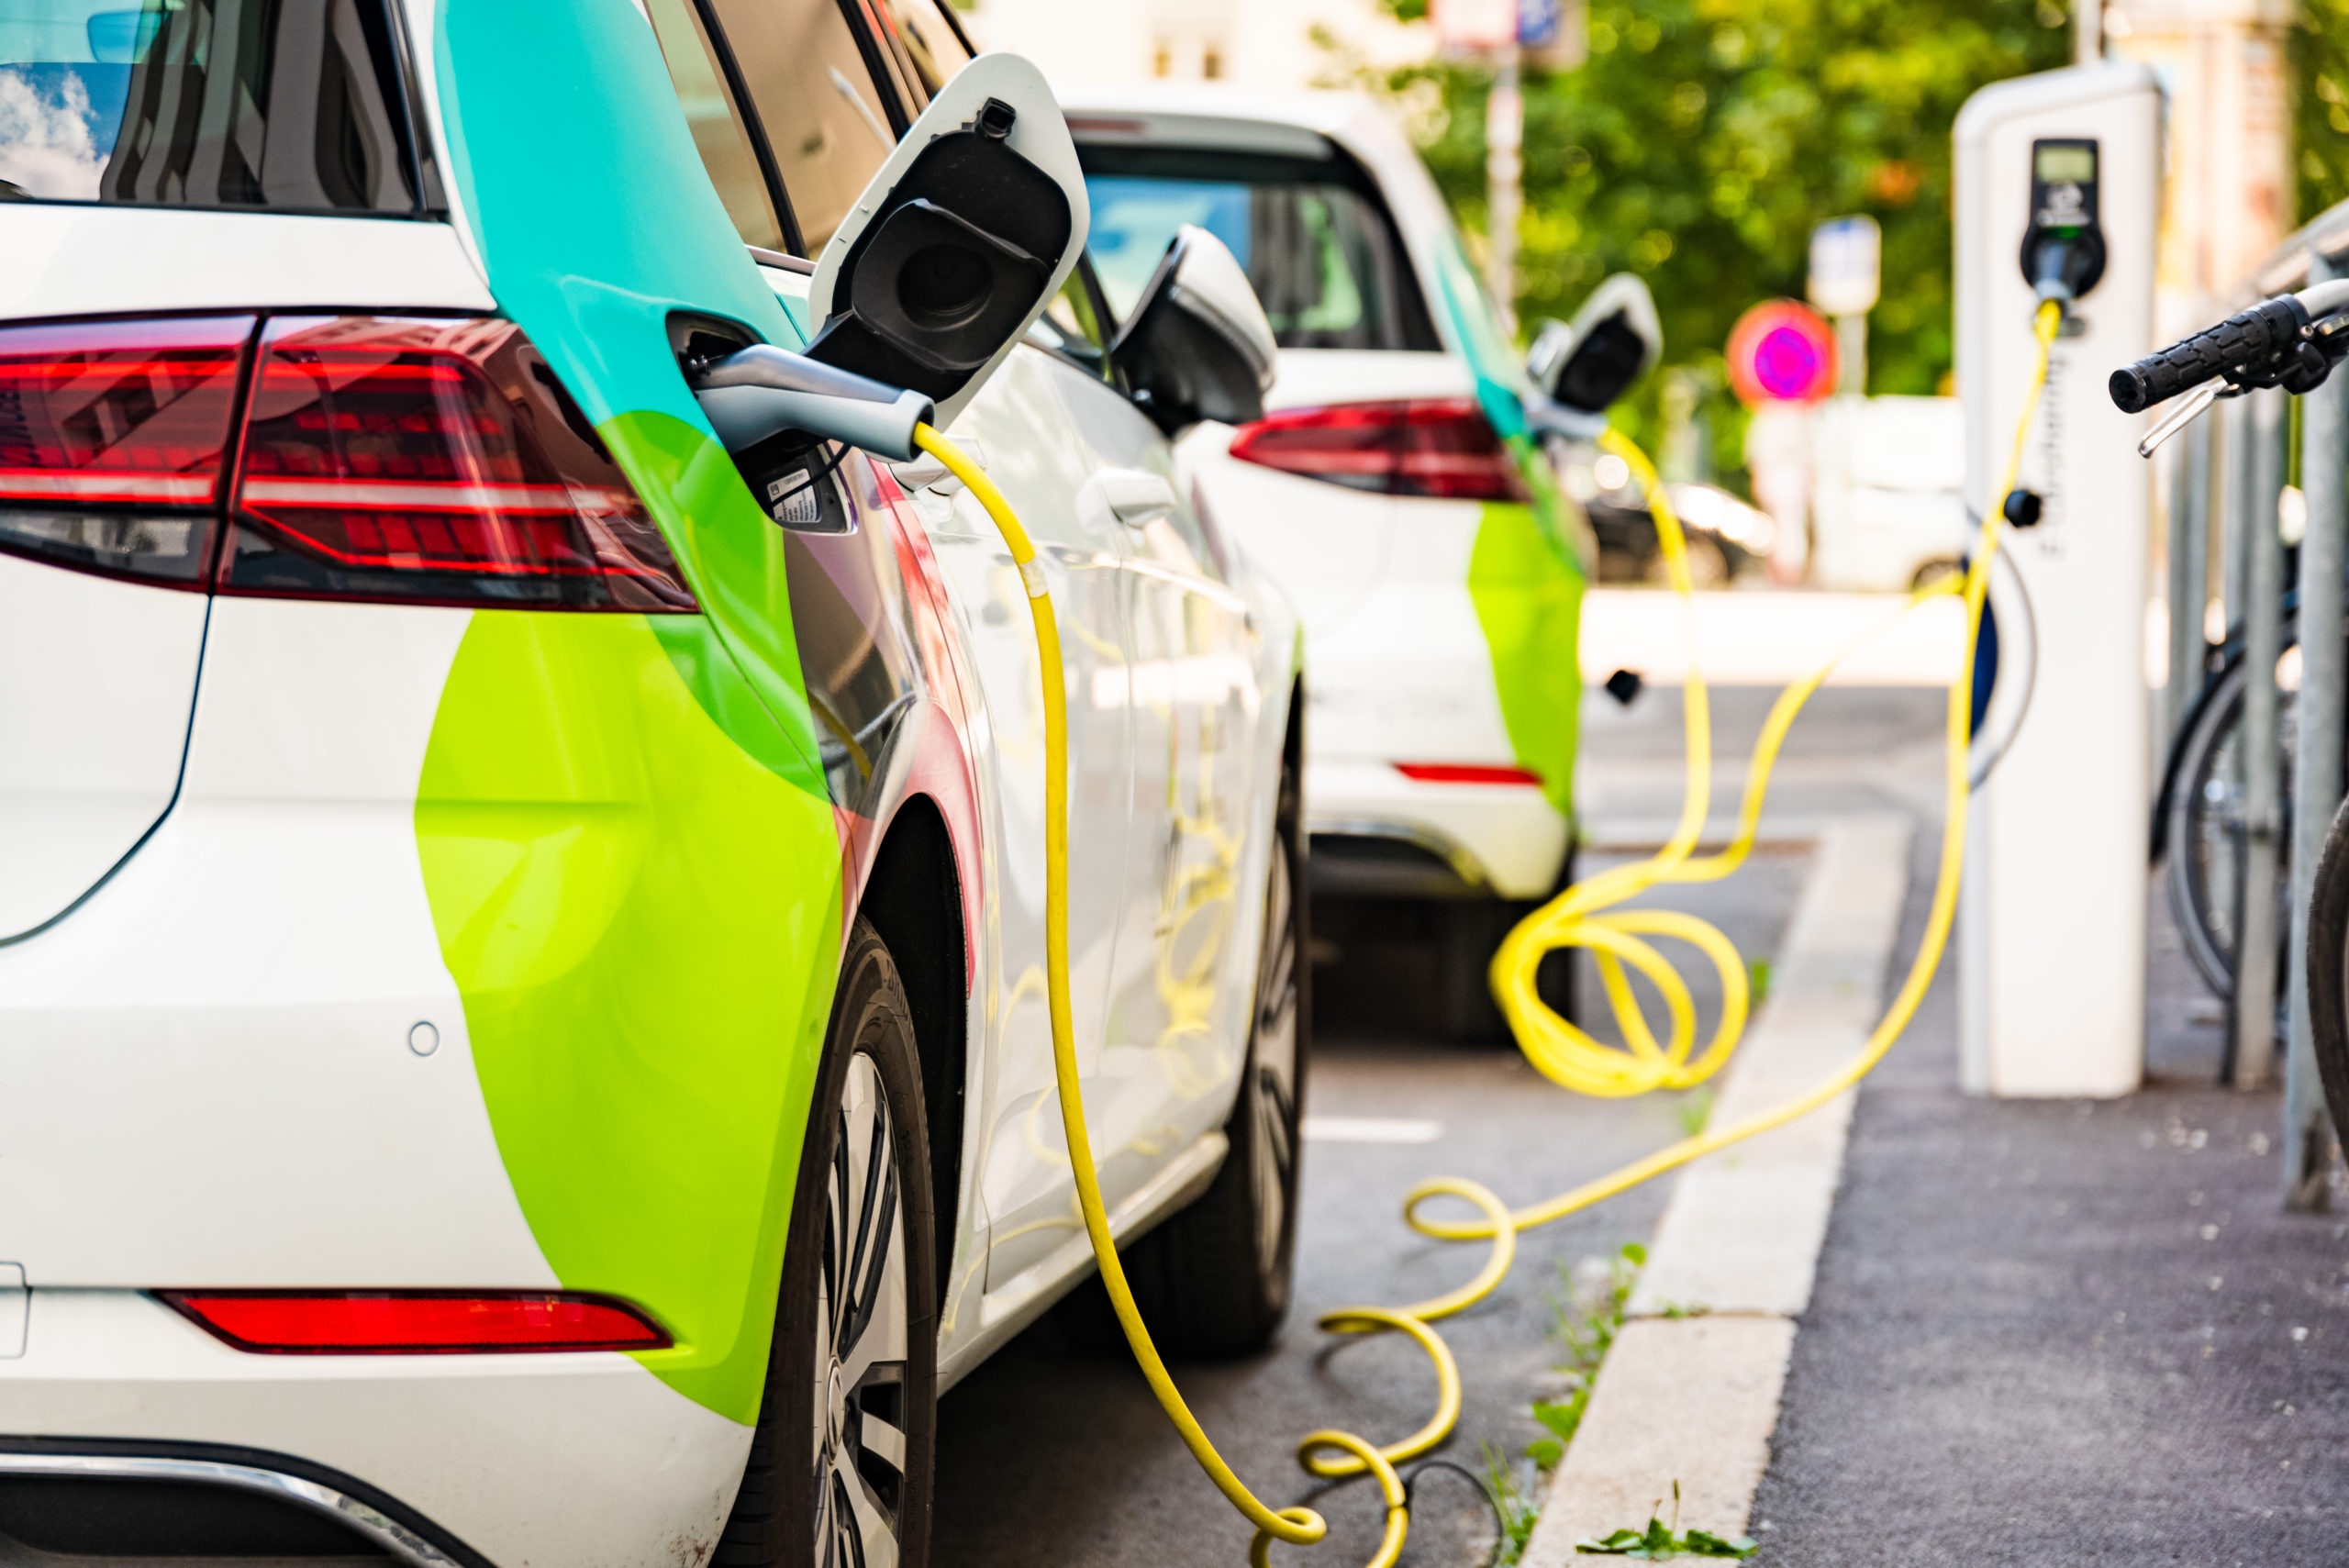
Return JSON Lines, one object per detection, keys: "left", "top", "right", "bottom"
{"left": 1228, "top": 398, "right": 1531, "bottom": 504}
{"left": 158, "top": 1290, "right": 672, "bottom": 1355}
{"left": 0, "top": 316, "right": 252, "bottom": 586}
{"left": 227, "top": 317, "right": 696, "bottom": 610}
{"left": 1393, "top": 762, "right": 1545, "bottom": 785}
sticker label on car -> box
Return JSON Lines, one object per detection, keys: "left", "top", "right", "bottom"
{"left": 769, "top": 471, "right": 822, "bottom": 528}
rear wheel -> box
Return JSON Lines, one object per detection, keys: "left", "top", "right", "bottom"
{"left": 718, "top": 917, "right": 936, "bottom": 1568}
{"left": 1431, "top": 840, "right": 1575, "bottom": 1045}
{"left": 1119, "top": 745, "right": 1309, "bottom": 1357}
{"left": 1431, "top": 897, "right": 1532, "bottom": 1041}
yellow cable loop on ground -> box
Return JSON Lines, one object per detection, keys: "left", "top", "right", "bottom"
{"left": 912, "top": 295, "right": 2059, "bottom": 1568}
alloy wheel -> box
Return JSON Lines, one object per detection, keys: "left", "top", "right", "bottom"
{"left": 812, "top": 1053, "right": 912, "bottom": 1568}
{"left": 1248, "top": 812, "right": 1301, "bottom": 1273}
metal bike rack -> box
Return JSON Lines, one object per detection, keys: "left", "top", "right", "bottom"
{"left": 2221, "top": 211, "right": 2349, "bottom": 1204}
{"left": 2165, "top": 414, "right": 2211, "bottom": 746}
{"left": 2284, "top": 259, "right": 2347, "bottom": 1206}
{"left": 2232, "top": 387, "right": 2288, "bottom": 1092}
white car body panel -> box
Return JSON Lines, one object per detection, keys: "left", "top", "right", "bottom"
{"left": 0, "top": 560, "right": 206, "bottom": 938}
{"left": 0, "top": 599, "right": 554, "bottom": 1288}
{"left": 0, "top": 205, "right": 494, "bottom": 318}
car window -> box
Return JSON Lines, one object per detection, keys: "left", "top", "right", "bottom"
{"left": 1028, "top": 261, "right": 1114, "bottom": 383}
{"left": 868, "top": 0, "right": 970, "bottom": 98}
{"left": 642, "top": 0, "right": 788, "bottom": 252}
{"left": 707, "top": 0, "right": 900, "bottom": 254}
{"left": 0, "top": 0, "right": 419, "bottom": 213}
{"left": 1080, "top": 150, "right": 1440, "bottom": 353}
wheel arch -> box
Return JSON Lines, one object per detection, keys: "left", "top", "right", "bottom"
{"left": 856, "top": 793, "right": 969, "bottom": 1302}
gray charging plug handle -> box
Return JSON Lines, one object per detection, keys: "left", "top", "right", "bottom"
{"left": 691, "top": 344, "right": 935, "bottom": 463}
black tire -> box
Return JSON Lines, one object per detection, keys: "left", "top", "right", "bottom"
{"left": 2303, "top": 798, "right": 2349, "bottom": 1155}
{"left": 718, "top": 917, "right": 937, "bottom": 1568}
{"left": 1430, "top": 838, "right": 1575, "bottom": 1045}
{"left": 2165, "top": 650, "right": 2298, "bottom": 1004}
{"left": 1117, "top": 742, "right": 1310, "bottom": 1358}
{"left": 1431, "top": 897, "right": 1533, "bottom": 1042}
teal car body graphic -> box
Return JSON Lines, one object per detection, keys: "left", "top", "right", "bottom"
{"left": 428, "top": 0, "right": 849, "bottom": 1423}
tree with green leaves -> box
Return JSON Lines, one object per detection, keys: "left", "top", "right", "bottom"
{"left": 1342, "top": 0, "right": 2073, "bottom": 477}
{"left": 2295, "top": 0, "right": 2349, "bottom": 224}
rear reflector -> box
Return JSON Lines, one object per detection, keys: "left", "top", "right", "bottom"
{"left": 227, "top": 317, "right": 696, "bottom": 610}
{"left": 1228, "top": 398, "right": 1531, "bottom": 504}
{"left": 0, "top": 316, "right": 251, "bottom": 585}
{"left": 1393, "top": 762, "right": 1545, "bottom": 785}
{"left": 158, "top": 1291, "right": 672, "bottom": 1355}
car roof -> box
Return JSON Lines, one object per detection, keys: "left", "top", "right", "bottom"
{"left": 1058, "top": 83, "right": 1386, "bottom": 150}
{"left": 1053, "top": 83, "right": 1425, "bottom": 194}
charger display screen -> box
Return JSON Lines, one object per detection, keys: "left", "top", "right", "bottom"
{"left": 2034, "top": 143, "right": 2097, "bottom": 184}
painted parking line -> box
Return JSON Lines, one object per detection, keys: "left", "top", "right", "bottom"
{"left": 1300, "top": 1116, "right": 1445, "bottom": 1145}
{"left": 1522, "top": 816, "right": 1912, "bottom": 1562}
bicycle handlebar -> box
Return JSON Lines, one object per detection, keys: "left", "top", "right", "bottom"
{"left": 2109, "top": 297, "right": 2308, "bottom": 414}
{"left": 2110, "top": 278, "right": 2349, "bottom": 416}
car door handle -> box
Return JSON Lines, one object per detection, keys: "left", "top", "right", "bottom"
{"left": 1097, "top": 469, "right": 1180, "bottom": 528}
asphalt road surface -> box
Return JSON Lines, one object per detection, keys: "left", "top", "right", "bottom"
{"left": 929, "top": 682, "right": 1898, "bottom": 1567}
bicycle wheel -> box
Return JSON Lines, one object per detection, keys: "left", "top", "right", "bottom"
{"left": 2165, "top": 648, "right": 2298, "bottom": 1001}
{"left": 2304, "top": 796, "right": 2349, "bottom": 1154}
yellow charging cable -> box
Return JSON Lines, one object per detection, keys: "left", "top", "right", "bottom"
{"left": 909, "top": 295, "right": 2060, "bottom": 1568}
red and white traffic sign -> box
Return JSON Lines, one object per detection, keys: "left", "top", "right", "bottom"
{"left": 1726, "top": 299, "right": 1839, "bottom": 406}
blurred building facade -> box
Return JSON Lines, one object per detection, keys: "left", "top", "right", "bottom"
{"left": 2108, "top": 0, "right": 2294, "bottom": 329}
{"left": 963, "top": 0, "right": 1429, "bottom": 92}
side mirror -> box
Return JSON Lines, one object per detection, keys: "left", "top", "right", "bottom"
{"left": 1527, "top": 272, "right": 1663, "bottom": 415}
{"left": 806, "top": 53, "right": 1088, "bottom": 427}
{"left": 1109, "top": 226, "right": 1277, "bottom": 435}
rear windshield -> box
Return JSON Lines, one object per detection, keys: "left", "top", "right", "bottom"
{"left": 0, "top": 0, "right": 420, "bottom": 213}
{"left": 1080, "top": 146, "right": 1439, "bottom": 353}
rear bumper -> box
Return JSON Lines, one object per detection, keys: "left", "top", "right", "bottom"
{"left": 0, "top": 1442, "right": 476, "bottom": 1565}
{"left": 1306, "top": 760, "right": 1568, "bottom": 900}
{"left": 0, "top": 1290, "right": 749, "bottom": 1568}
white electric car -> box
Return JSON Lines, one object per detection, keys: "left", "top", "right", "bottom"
{"left": 0, "top": 7, "right": 1301, "bottom": 1567}
{"left": 1062, "top": 85, "right": 1654, "bottom": 1037}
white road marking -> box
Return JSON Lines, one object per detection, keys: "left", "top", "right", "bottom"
{"left": 1300, "top": 1117, "right": 1444, "bottom": 1145}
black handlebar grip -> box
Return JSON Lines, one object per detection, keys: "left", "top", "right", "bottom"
{"left": 2110, "top": 296, "right": 2308, "bottom": 413}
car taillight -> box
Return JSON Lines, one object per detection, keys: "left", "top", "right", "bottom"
{"left": 1393, "top": 762, "right": 1544, "bottom": 785}
{"left": 0, "top": 316, "right": 252, "bottom": 587}
{"left": 1227, "top": 398, "right": 1531, "bottom": 504}
{"left": 157, "top": 1290, "right": 671, "bottom": 1354}
{"left": 0, "top": 313, "right": 698, "bottom": 609}
{"left": 225, "top": 317, "right": 696, "bottom": 610}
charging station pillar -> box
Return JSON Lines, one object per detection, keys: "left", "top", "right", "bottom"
{"left": 1954, "top": 63, "right": 2161, "bottom": 1097}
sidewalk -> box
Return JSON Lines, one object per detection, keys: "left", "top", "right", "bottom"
{"left": 1746, "top": 860, "right": 2349, "bottom": 1565}
{"left": 1539, "top": 680, "right": 2349, "bottom": 1565}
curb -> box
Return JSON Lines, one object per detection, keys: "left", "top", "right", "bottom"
{"left": 1520, "top": 817, "right": 1912, "bottom": 1562}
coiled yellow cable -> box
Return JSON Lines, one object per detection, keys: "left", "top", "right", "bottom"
{"left": 909, "top": 295, "right": 2059, "bottom": 1568}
